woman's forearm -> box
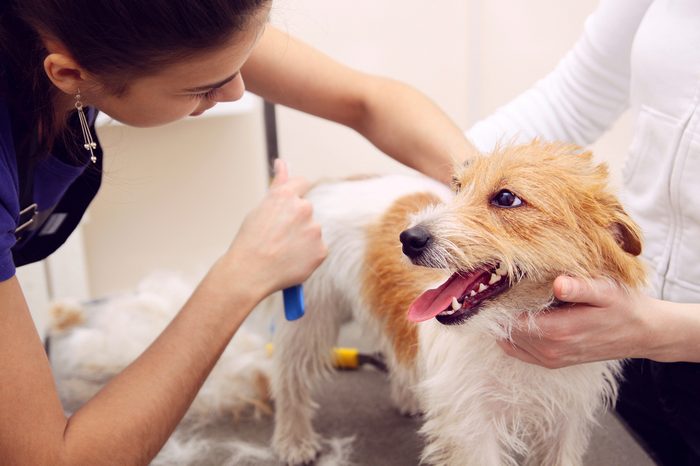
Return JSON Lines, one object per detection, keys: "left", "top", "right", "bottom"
{"left": 0, "top": 258, "right": 257, "bottom": 466}
{"left": 354, "top": 75, "right": 475, "bottom": 184}
{"left": 244, "top": 27, "right": 474, "bottom": 184}
{"left": 645, "top": 298, "right": 700, "bottom": 363}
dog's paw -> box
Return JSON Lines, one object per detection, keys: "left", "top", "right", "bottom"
{"left": 273, "top": 431, "right": 322, "bottom": 465}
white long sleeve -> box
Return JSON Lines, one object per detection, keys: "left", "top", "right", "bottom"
{"left": 467, "top": 0, "right": 653, "bottom": 152}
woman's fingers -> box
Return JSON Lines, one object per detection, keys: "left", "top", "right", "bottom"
{"left": 553, "top": 276, "right": 615, "bottom": 307}
{"left": 270, "top": 159, "right": 312, "bottom": 197}
{"left": 496, "top": 339, "right": 543, "bottom": 366}
{"left": 223, "top": 161, "right": 326, "bottom": 298}
{"left": 271, "top": 158, "right": 289, "bottom": 186}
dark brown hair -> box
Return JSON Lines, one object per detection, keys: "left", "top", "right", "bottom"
{"left": 0, "top": 0, "right": 269, "bottom": 159}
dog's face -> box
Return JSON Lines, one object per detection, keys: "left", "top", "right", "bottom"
{"left": 402, "top": 141, "right": 646, "bottom": 328}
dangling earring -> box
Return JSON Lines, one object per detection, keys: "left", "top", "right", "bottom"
{"left": 74, "top": 89, "right": 98, "bottom": 164}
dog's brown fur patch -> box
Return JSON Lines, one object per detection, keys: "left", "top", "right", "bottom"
{"left": 362, "top": 192, "right": 446, "bottom": 366}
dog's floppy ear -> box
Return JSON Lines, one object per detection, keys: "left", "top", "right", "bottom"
{"left": 609, "top": 203, "right": 643, "bottom": 256}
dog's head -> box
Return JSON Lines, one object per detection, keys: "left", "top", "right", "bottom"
{"left": 402, "top": 140, "right": 646, "bottom": 328}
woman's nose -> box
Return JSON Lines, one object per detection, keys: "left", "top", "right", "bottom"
{"left": 215, "top": 74, "right": 246, "bottom": 102}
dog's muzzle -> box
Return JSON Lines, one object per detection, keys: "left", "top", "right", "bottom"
{"left": 400, "top": 226, "right": 432, "bottom": 259}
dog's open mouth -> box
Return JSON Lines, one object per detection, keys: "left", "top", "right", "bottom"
{"left": 408, "top": 262, "right": 511, "bottom": 325}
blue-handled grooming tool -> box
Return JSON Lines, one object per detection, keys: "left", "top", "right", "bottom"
{"left": 263, "top": 101, "right": 306, "bottom": 321}
{"left": 283, "top": 284, "right": 305, "bottom": 320}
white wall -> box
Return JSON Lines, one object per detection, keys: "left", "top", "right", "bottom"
{"left": 76, "top": 0, "right": 633, "bottom": 298}
{"left": 88, "top": 98, "right": 268, "bottom": 296}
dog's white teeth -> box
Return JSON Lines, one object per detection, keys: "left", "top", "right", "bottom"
{"left": 488, "top": 273, "right": 500, "bottom": 285}
{"left": 478, "top": 283, "right": 488, "bottom": 293}
{"left": 496, "top": 263, "right": 508, "bottom": 276}
{"left": 451, "top": 297, "right": 461, "bottom": 311}
{"left": 470, "top": 290, "right": 477, "bottom": 297}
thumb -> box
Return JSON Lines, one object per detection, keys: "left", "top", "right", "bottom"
{"left": 553, "top": 276, "right": 612, "bottom": 307}
{"left": 271, "top": 158, "right": 289, "bottom": 187}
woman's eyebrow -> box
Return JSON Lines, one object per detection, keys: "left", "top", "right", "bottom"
{"left": 184, "top": 71, "right": 239, "bottom": 93}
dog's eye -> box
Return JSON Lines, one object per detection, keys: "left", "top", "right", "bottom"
{"left": 491, "top": 189, "right": 523, "bottom": 208}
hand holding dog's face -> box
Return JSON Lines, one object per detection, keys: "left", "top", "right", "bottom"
{"left": 498, "top": 275, "right": 656, "bottom": 368}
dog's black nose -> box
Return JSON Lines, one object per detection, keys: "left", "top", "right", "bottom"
{"left": 400, "top": 226, "right": 432, "bottom": 258}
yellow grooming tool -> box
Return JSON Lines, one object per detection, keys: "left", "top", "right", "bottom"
{"left": 265, "top": 344, "right": 387, "bottom": 372}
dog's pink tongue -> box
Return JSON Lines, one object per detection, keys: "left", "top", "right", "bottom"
{"left": 408, "top": 273, "right": 471, "bottom": 322}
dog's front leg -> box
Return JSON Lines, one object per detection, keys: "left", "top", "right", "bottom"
{"left": 525, "top": 417, "right": 590, "bottom": 466}
{"left": 270, "top": 368, "right": 322, "bottom": 465}
{"left": 271, "top": 296, "right": 343, "bottom": 464}
{"left": 385, "top": 351, "right": 422, "bottom": 416}
{"left": 421, "top": 414, "right": 506, "bottom": 466}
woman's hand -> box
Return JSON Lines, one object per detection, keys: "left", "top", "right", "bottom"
{"left": 221, "top": 159, "right": 327, "bottom": 303}
{"left": 497, "top": 276, "right": 657, "bottom": 368}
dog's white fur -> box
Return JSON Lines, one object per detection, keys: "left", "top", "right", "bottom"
{"left": 417, "top": 323, "right": 619, "bottom": 466}
{"left": 272, "top": 144, "right": 643, "bottom": 465}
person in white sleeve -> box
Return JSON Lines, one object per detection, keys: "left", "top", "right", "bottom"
{"left": 467, "top": 1, "right": 700, "bottom": 464}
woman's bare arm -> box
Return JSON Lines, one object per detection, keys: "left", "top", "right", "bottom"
{"left": 243, "top": 26, "right": 476, "bottom": 184}
{"left": 0, "top": 161, "right": 326, "bottom": 465}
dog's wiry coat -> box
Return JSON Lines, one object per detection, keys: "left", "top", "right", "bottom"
{"left": 271, "top": 140, "right": 645, "bottom": 465}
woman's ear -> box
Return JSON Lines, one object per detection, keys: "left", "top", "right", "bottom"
{"left": 43, "top": 52, "right": 85, "bottom": 95}
{"left": 42, "top": 38, "right": 89, "bottom": 96}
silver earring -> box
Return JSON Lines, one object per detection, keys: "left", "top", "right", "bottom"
{"left": 74, "top": 89, "right": 97, "bottom": 164}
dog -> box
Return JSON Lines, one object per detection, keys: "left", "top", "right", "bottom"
{"left": 270, "top": 140, "right": 646, "bottom": 465}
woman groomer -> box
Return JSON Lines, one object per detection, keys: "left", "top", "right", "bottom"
{"left": 0, "top": 1, "right": 471, "bottom": 464}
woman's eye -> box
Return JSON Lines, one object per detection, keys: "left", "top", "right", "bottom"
{"left": 491, "top": 189, "right": 523, "bottom": 208}
{"left": 191, "top": 88, "right": 220, "bottom": 100}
